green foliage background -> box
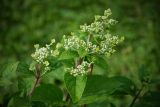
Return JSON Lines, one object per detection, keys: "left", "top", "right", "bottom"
{"left": 0, "top": 0, "right": 160, "bottom": 107}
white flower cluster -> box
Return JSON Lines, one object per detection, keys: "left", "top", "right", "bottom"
{"left": 31, "top": 45, "right": 49, "bottom": 63}
{"left": 31, "top": 39, "right": 55, "bottom": 72}
{"left": 69, "top": 61, "right": 91, "bottom": 76}
{"left": 63, "top": 9, "right": 123, "bottom": 56}
{"left": 63, "top": 35, "right": 87, "bottom": 51}
{"left": 63, "top": 34, "right": 123, "bottom": 56}
{"left": 80, "top": 9, "right": 117, "bottom": 35}
{"left": 31, "top": 39, "right": 55, "bottom": 63}
{"left": 99, "top": 35, "right": 124, "bottom": 55}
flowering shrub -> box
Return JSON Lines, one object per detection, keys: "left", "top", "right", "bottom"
{"left": 30, "top": 9, "right": 124, "bottom": 78}
{"left": 0, "top": 9, "right": 157, "bottom": 107}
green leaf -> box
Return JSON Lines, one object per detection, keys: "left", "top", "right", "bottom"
{"left": 64, "top": 73, "right": 87, "bottom": 103}
{"left": 94, "top": 56, "right": 108, "bottom": 71}
{"left": 8, "top": 95, "right": 31, "bottom": 107}
{"left": 78, "top": 75, "right": 136, "bottom": 104}
{"left": 111, "top": 76, "right": 136, "bottom": 95}
{"left": 92, "top": 56, "right": 108, "bottom": 75}
{"left": 18, "top": 76, "right": 35, "bottom": 96}
{"left": 78, "top": 48, "right": 87, "bottom": 57}
{"left": 88, "top": 101, "right": 111, "bottom": 107}
{"left": 59, "top": 50, "right": 78, "bottom": 60}
{"left": 42, "top": 66, "right": 65, "bottom": 83}
{"left": 0, "top": 62, "right": 19, "bottom": 92}
{"left": 2, "top": 62, "right": 19, "bottom": 79}
{"left": 31, "top": 84, "right": 63, "bottom": 105}
{"left": 17, "top": 62, "right": 34, "bottom": 77}
{"left": 78, "top": 75, "right": 120, "bottom": 104}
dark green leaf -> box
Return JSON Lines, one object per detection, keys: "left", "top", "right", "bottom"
{"left": 78, "top": 75, "right": 136, "bottom": 104}
{"left": 31, "top": 84, "right": 63, "bottom": 105}
{"left": 78, "top": 75, "right": 120, "bottom": 104}
{"left": 111, "top": 76, "right": 136, "bottom": 95}
{"left": 8, "top": 95, "right": 31, "bottom": 107}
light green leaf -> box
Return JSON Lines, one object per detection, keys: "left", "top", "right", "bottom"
{"left": 78, "top": 48, "right": 87, "bottom": 57}
{"left": 59, "top": 50, "right": 78, "bottom": 60}
{"left": 64, "top": 73, "right": 87, "bottom": 103}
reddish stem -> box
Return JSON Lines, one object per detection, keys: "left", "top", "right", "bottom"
{"left": 77, "top": 57, "right": 83, "bottom": 66}
{"left": 29, "top": 75, "right": 41, "bottom": 97}
{"left": 89, "top": 63, "right": 94, "bottom": 75}
{"left": 29, "top": 64, "right": 41, "bottom": 97}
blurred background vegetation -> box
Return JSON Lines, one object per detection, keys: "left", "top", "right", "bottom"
{"left": 0, "top": 0, "right": 160, "bottom": 106}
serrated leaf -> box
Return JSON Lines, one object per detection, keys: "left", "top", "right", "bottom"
{"left": 31, "top": 84, "right": 63, "bottom": 105}
{"left": 64, "top": 73, "right": 87, "bottom": 103}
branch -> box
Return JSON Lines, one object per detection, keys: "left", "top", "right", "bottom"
{"left": 129, "top": 85, "right": 144, "bottom": 107}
